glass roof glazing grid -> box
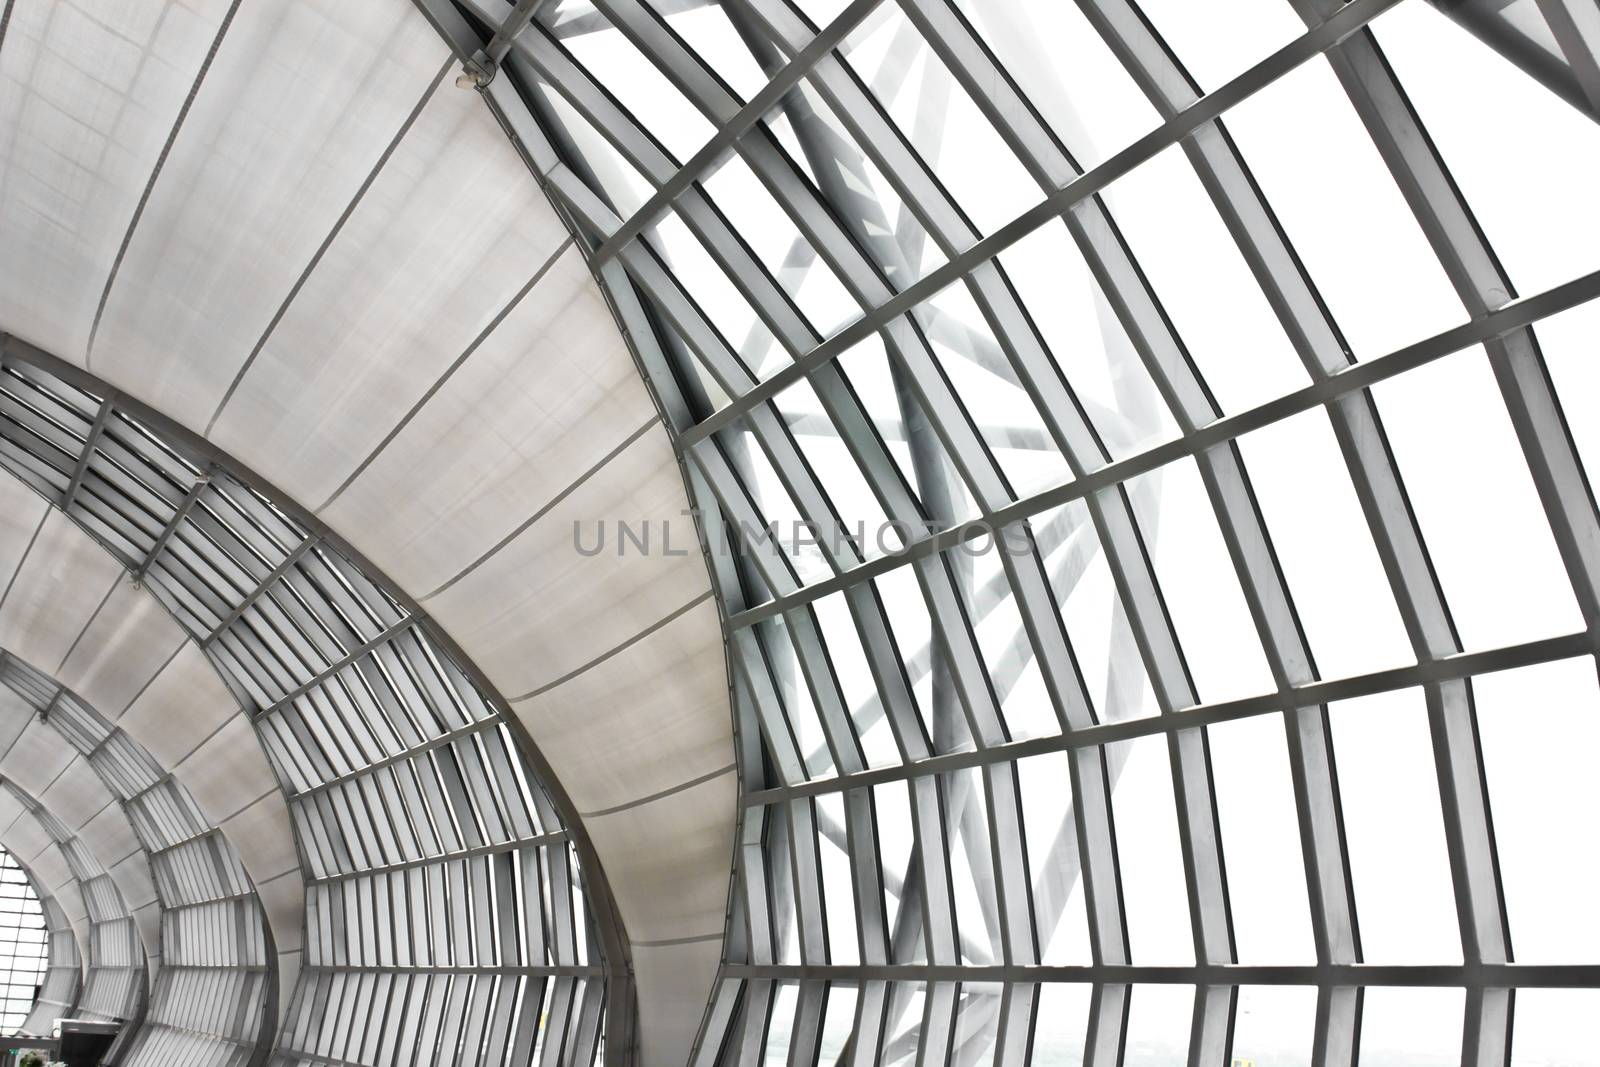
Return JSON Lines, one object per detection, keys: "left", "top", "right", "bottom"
{"left": 461, "top": 0, "right": 1600, "bottom": 1062}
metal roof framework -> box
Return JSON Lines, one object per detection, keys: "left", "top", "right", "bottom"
{"left": 0, "top": 0, "right": 1595, "bottom": 1063}
{"left": 414, "top": 0, "right": 1600, "bottom": 1063}
{"left": 0, "top": 645, "right": 277, "bottom": 1063}
{"left": 0, "top": 341, "right": 616, "bottom": 1066}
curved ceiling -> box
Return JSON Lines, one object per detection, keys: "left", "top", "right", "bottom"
{"left": 4, "top": 0, "right": 1600, "bottom": 1065}
{"left": 0, "top": 0, "right": 736, "bottom": 1059}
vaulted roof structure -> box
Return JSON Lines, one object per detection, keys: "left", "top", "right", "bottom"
{"left": 1, "top": 1, "right": 1598, "bottom": 1065}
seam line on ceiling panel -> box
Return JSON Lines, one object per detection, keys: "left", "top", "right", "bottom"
{"left": 106, "top": 639, "right": 187, "bottom": 723}
{"left": 314, "top": 236, "right": 577, "bottom": 513}
{"left": 511, "top": 589, "right": 714, "bottom": 701}
{"left": 85, "top": 0, "right": 247, "bottom": 368}
{"left": 167, "top": 694, "right": 249, "bottom": 769}
{"left": 254, "top": 868, "right": 299, "bottom": 888}
{"left": 579, "top": 760, "right": 736, "bottom": 819}
{"left": 53, "top": 573, "right": 121, "bottom": 674}
{"left": 203, "top": 57, "right": 455, "bottom": 437}
{"left": 0, "top": 507, "right": 47, "bottom": 616}
{"left": 420, "top": 413, "right": 662, "bottom": 600}
{"left": 34, "top": 754, "right": 76, "bottom": 801}
{"left": 80, "top": 797, "right": 117, "bottom": 831}
{"left": 630, "top": 931, "right": 724, "bottom": 948}
{"left": 209, "top": 785, "right": 277, "bottom": 826}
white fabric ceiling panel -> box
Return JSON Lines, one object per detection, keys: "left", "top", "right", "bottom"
{"left": 583, "top": 772, "right": 734, "bottom": 943}
{"left": 321, "top": 244, "right": 656, "bottom": 592}
{"left": 275, "top": 950, "right": 301, "bottom": 1025}
{"left": 0, "top": 719, "right": 76, "bottom": 797}
{"left": 57, "top": 880, "right": 88, "bottom": 938}
{"left": 0, "top": 510, "right": 122, "bottom": 669}
{"left": 114, "top": 640, "right": 237, "bottom": 764}
{"left": 427, "top": 424, "right": 710, "bottom": 696}
{"left": 0, "top": 787, "right": 24, "bottom": 831}
{"left": 53, "top": 875, "right": 84, "bottom": 914}
{"left": 631, "top": 940, "right": 723, "bottom": 1067}
{"left": 39, "top": 756, "right": 113, "bottom": 833}
{"left": 1, "top": 813, "right": 52, "bottom": 869}
{"left": 29, "top": 844, "right": 70, "bottom": 899}
{"left": 79, "top": 802, "right": 142, "bottom": 872}
{"left": 517, "top": 597, "right": 728, "bottom": 814}
{"left": 208, "top": 82, "right": 570, "bottom": 509}
{"left": 220, "top": 791, "right": 299, "bottom": 883}
{"left": 175, "top": 713, "right": 277, "bottom": 826}
{"left": 0, "top": 688, "right": 31, "bottom": 760}
{"left": 256, "top": 870, "right": 305, "bottom": 953}
{"left": 1, "top": 6, "right": 742, "bottom": 1050}
{"left": 55, "top": 574, "right": 186, "bottom": 719}
{"left": 122, "top": 885, "right": 160, "bottom": 956}
{"left": 0, "top": 474, "right": 48, "bottom": 581}
{"left": 93, "top": 1, "right": 450, "bottom": 428}
{"left": 133, "top": 900, "right": 162, "bottom": 966}
{"left": 0, "top": 0, "right": 234, "bottom": 360}
{"left": 110, "top": 852, "right": 159, "bottom": 914}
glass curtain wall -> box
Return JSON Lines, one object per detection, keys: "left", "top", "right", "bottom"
{"left": 438, "top": 0, "right": 1600, "bottom": 1063}
{"left": 0, "top": 850, "right": 51, "bottom": 1034}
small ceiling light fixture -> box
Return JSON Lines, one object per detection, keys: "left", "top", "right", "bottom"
{"left": 456, "top": 49, "right": 495, "bottom": 89}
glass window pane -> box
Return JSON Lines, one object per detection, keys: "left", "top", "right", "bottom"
{"left": 1209, "top": 714, "right": 1315, "bottom": 964}
{"left": 1330, "top": 689, "right": 1461, "bottom": 965}
{"left": 1473, "top": 657, "right": 1600, "bottom": 963}
{"left": 1225, "top": 57, "right": 1466, "bottom": 359}
{"left": 1374, "top": 3, "right": 1600, "bottom": 295}
{"left": 1372, "top": 349, "right": 1582, "bottom": 651}
{"left": 1129, "top": 457, "right": 1275, "bottom": 705}
{"left": 1104, "top": 147, "right": 1309, "bottom": 415}
{"left": 1358, "top": 986, "right": 1465, "bottom": 1066}
{"left": 1236, "top": 407, "right": 1414, "bottom": 681}
{"left": 1109, "top": 736, "right": 1193, "bottom": 966}
{"left": 1232, "top": 985, "right": 1316, "bottom": 1067}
